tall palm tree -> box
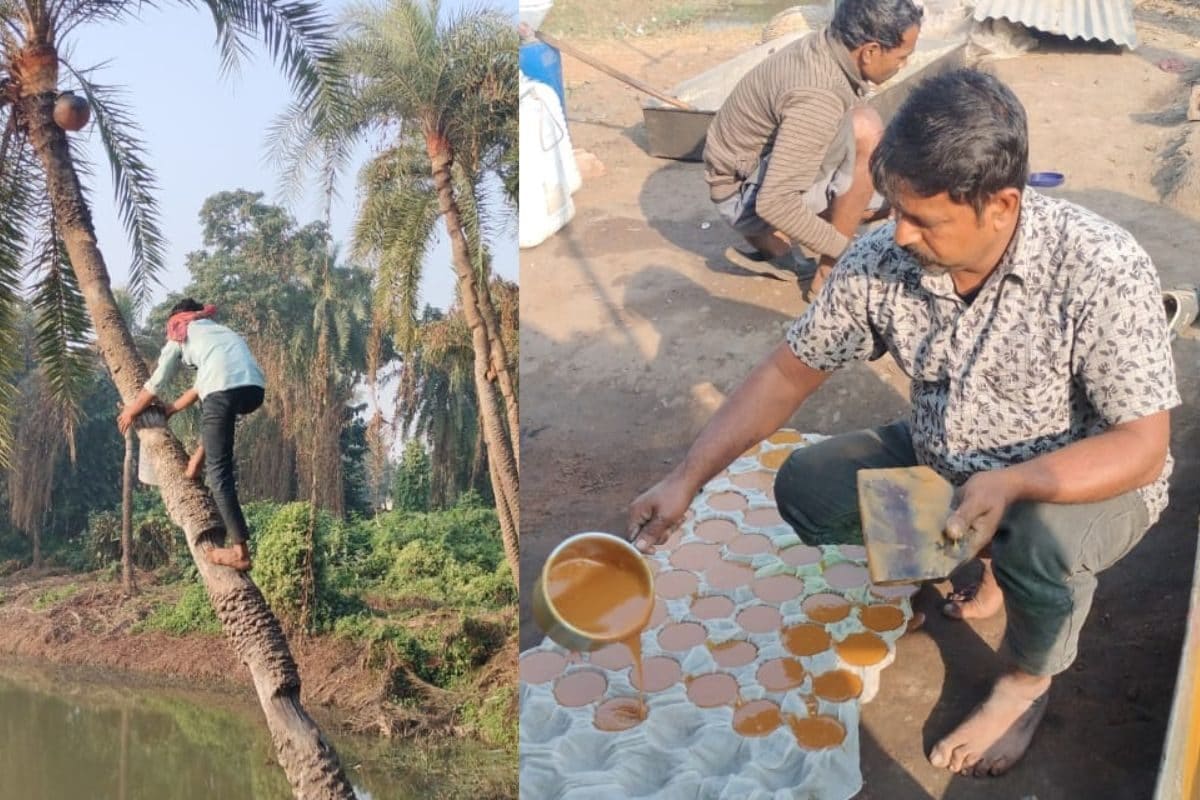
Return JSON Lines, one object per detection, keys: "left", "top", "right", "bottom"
{"left": 0, "top": 4, "right": 355, "bottom": 796}
{"left": 272, "top": 0, "right": 520, "bottom": 583}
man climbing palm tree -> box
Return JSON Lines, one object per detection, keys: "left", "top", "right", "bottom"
{"left": 117, "top": 298, "right": 265, "bottom": 571}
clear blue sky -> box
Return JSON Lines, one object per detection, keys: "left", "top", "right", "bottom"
{"left": 66, "top": 0, "right": 518, "bottom": 316}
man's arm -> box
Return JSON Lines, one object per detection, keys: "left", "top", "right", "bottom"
{"left": 754, "top": 91, "right": 851, "bottom": 259}
{"left": 946, "top": 412, "right": 1170, "bottom": 542}
{"left": 117, "top": 388, "right": 158, "bottom": 435}
{"left": 166, "top": 388, "right": 200, "bottom": 417}
{"left": 628, "top": 343, "right": 832, "bottom": 549}
{"left": 117, "top": 341, "right": 182, "bottom": 434}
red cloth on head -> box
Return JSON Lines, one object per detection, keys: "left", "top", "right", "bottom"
{"left": 166, "top": 304, "right": 217, "bottom": 343}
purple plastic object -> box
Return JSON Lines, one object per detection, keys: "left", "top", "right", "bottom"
{"left": 1028, "top": 171, "right": 1065, "bottom": 188}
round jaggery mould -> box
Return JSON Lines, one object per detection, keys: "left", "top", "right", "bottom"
{"left": 730, "top": 469, "right": 777, "bottom": 494}
{"left": 782, "top": 623, "right": 832, "bottom": 657}
{"left": 707, "top": 491, "right": 749, "bottom": 512}
{"left": 631, "top": 655, "right": 683, "bottom": 693}
{"left": 727, "top": 533, "right": 774, "bottom": 556}
{"left": 686, "top": 672, "right": 739, "bottom": 708}
{"left": 706, "top": 559, "right": 756, "bottom": 590}
{"left": 756, "top": 657, "right": 806, "bottom": 691}
{"left": 656, "top": 569, "right": 700, "bottom": 599}
{"left": 838, "top": 544, "right": 867, "bottom": 561}
{"left": 767, "top": 430, "right": 804, "bottom": 445}
{"left": 736, "top": 604, "right": 784, "bottom": 634}
{"left": 594, "top": 697, "right": 648, "bottom": 732}
{"left": 788, "top": 714, "right": 847, "bottom": 749}
{"left": 870, "top": 582, "right": 920, "bottom": 601}
{"left": 690, "top": 595, "right": 736, "bottom": 620}
{"left": 780, "top": 543, "right": 822, "bottom": 567}
{"left": 744, "top": 507, "right": 786, "bottom": 529}
{"left": 836, "top": 631, "right": 890, "bottom": 667}
{"left": 733, "top": 699, "right": 783, "bottom": 737}
{"left": 753, "top": 574, "right": 805, "bottom": 604}
{"left": 520, "top": 650, "right": 568, "bottom": 685}
{"left": 662, "top": 527, "right": 685, "bottom": 551}
{"left": 758, "top": 448, "right": 791, "bottom": 470}
{"left": 648, "top": 596, "right": 669, "bottom": 629}
{"left": 823, "top": 561, "right": 870, "bottom": 591}
{"left": 709, "top": 639, "right": 759, "bottom": 668}
{"left": 812, "top": 670, "right": 864, "bottom": 703}
{"left": 694, "top": 517, "right": 739, "bottom": 544}
{"left": 554, "top": 670, "right": 607, "bottom": 707}
{"left": 669, "top": 542, "right": 723, "bottom": 571}
{"left": 588, "top": 641, "right": 634, "bottom": 671}
{"left": 802, "top": 592, "right": 852, "bottom": 624}
{"left": 860, "top": 604, "right": 907, "bottom": 632}
{"left": 658, "top": 621, "right": 708, "bottom": 651}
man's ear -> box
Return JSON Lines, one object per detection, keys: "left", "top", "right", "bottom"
{"left": 985, "top": 188, "right": 1021, "bottom": 230}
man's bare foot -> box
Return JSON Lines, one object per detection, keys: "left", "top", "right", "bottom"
{"left": 942, "top": 557, "right": 1004, "bottom": 620}
{"left": 185, "top": 446, "right": 205, "bottom": 480}
{"left": 929, "top": 671, "right": 1051, "bottom": 776}
{"left": 207, "top": 543, "right": 251, "bottom": 571}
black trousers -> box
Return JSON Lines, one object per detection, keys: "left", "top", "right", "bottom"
{"left": 200, "top": 385, "right": 264, "bottom": 545}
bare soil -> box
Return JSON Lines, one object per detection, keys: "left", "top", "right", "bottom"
{"left": 520, "top": 3, "right": 1200, "bottom": 797}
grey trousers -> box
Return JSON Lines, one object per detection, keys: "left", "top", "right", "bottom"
{"left": 773, "top": 420, "right": 1150, "bottom": 676}
{"left": 713, "top": 112, "right": 885, "bottom": 237}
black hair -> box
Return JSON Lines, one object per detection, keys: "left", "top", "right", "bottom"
{"left": 869, "top": 68, "right": 1029, "bottom": 216}
{"left": 830, "top": 0, "right": 924, "bottom": 50}
{"left": 170, "top": 297, "right": 204, "bottom": 315}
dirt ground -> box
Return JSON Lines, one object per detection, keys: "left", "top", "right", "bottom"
{"left": 520, "top": 3, "right": 1200, "bottom": 797}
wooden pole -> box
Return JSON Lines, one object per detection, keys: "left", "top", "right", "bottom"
{"left": 122, "top": 428, "right": 137, "bottom": 595}
{"left": 533, "top": 30, "right": 695, "bottom": 111}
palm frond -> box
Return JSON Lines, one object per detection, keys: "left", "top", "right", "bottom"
{"left": 353, "top": 142, "right": 437, "bottom": 356}
{"left": 63, "top": 65, "right": 165, "bottom": 311}
{"left": 0, "top": 114, "right": 38, "bottom": 467}
{"left": 27, "top": 213, "right": 91, "bottom": 460}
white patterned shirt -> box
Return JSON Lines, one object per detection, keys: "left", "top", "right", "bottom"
{"left": 787, "top": 189, "right": 1180, "bottom": 523}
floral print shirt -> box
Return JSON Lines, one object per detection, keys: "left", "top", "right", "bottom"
{"left": 787, "top": 189, "right": 1180, "bottom": 523}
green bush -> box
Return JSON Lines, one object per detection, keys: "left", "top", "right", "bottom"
{"left": 460, "top": 685, "right": 517, "bottom": 748}
{"left": 86, "top": 490, "right": 179, "bottom": 570}
{"left": 139, "top": 581, "right": 221, "bottom": 635}
{"left": 254, "top": 502, "right": 355, "bottom": 630}
{"left": 333, "top": 613, "right": 508, "bottom": 689}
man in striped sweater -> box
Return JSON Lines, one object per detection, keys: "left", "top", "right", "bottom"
{"left": 706, "top": 0, "right": 922, "bottom": 294}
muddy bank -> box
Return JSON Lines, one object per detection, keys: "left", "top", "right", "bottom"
{"left": 0, "top": 568, "right": 517, "bottom": 740}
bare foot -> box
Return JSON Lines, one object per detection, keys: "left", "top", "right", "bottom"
{"left": 942, "top": 558, "right": 1003, "bottom": 620}
{"left": 207, "top": 544, "right": 251, "bottom": 571}
{"left": 929, "top": 672, "right": 1051, "bottom": 776}
{"left": 185, "top": 446, "right": 205, "bottom": 480}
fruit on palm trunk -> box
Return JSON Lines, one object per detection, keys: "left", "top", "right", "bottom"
{"left": 53, "top": 92, "right": 90, "bottom": 131}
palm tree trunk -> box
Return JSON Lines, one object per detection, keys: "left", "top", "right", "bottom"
{"left": 121, "top": 429, "right": 137, "bottom": 596}
{"left": 18, "top": 53, "right": 355, "bottom": 800}
{"left": 427, "top": 134, "right": 519, "bottom": 585}
{"left": 469, "top": 413, "right": 488, "bottom": 495}
{"left": 476, "top": 286, "right": 519, "bottom": 468}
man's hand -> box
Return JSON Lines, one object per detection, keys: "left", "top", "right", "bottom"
{"left": 116, "top": 408, "right": 137, "bottom": 436}
{"left": 627, "top": 475, "right": 694, "bottom": 553}
{"left": 944, "top": 468, "right": 1022, "bottom": 545}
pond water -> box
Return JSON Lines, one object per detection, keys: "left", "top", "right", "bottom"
{"left": 0, "top": 664, "right": 513, "bottom": 799}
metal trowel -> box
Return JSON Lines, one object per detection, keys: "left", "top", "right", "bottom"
{"left": 857, "top": 466, "right": 986, "bottom": 585}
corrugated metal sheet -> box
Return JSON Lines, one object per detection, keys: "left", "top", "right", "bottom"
{"left": 973, "top": 0, "right": 1138, "bottom": 49}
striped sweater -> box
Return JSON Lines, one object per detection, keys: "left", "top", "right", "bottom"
{"left": 704, "top": 29, "right": 868, "bottom": 258}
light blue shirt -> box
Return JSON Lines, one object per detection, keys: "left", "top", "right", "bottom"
{"left": 144, "top": 319, "right": 265, "bottom": 400}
